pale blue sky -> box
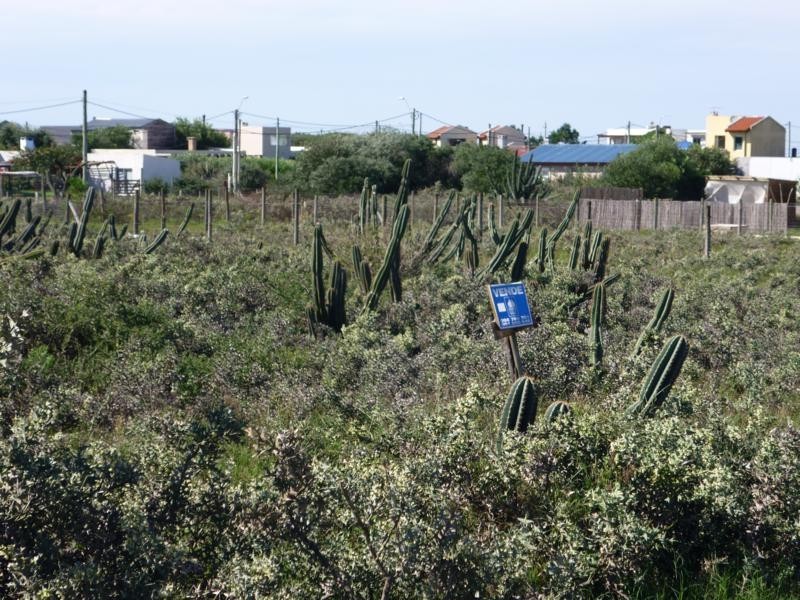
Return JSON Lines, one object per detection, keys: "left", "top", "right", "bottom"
{"left": 3, "top": 0, "right": 798, "bottom": 143}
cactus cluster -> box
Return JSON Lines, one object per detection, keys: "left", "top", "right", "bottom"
{"left": 358, "top": 179, "right": 379, "bottom": 234}
{"left": 492, "top": 155, "right": 549, "bottom": 202}
{"left": 589, "top": 282, "right": 606, "bottom": 370}
{"left": 497, "top": 376, "right": 538, "bottom": 450}
{"left": 0, "top": 198, "right": 52, "bottom": 259}
{"left": 309, "top": 224, "right": 348, "bottom": 334}
{"left": 351, "top": 245, "right": 372, "bottom": 293}
{"left": 479, "top": 209, "right": 534, "bottom": 276}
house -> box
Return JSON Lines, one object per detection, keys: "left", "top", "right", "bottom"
{"left": 0, "top": 150, "right": 20, "bottom": 172}
{"left": 42, "top": 118, "right": 177, "bottom": 150}
{"left": 86, "top": 149, "right": 181, "bottom": 195}
{"left": 426, "top": 125, "right": 477, "bottom": 147}
{"left": 705, "top": 114, "right": 785, "bottom": 159}
{"left": 520, "top": 144, "right": 637, "bottom": 179}
{"left": 239, "top": 126, "right": 292, "bottom": 159}
{"left": 478, "top": 125, "right": 526, "bottom": 149}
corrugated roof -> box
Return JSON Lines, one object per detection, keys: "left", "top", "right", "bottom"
{"left": 520, "top": 144, "right": 637, "bottom": 165}
{"left": 726, "top": 116, "right": 763, "bottom": 133}
{"left": 426, "top": 125, "right": 476, "bottom": 139}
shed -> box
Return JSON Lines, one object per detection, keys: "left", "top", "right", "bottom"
{"left": 520, "top": 144, "right": 637, "bottom": 178}
{"left": 704, "top": 176, "right": 796, "bottom": 204}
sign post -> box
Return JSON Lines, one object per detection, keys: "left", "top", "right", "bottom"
{"left": 487, "top": 282, "right": 535, "bottom": 379}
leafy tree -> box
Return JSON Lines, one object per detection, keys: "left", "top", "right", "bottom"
{"left": 174, "top": 117, "right": 230, "bottom": 150}
{"left": 12, "top": 145, "right": 82, "bottom": 194}
{"left": 547, "top": 122, "right": 580, "bottom": 144}
{"left": 72, "top": 125, "right": 133, "bottom": 150}
{"left": 0, "top": 121, "right": 52, "bottom": 150}
{"left": 450, "top": 143, "right": 511, "bottom": 194}
{"left": 602, "top": 138, "right": 734, "bottom": 199}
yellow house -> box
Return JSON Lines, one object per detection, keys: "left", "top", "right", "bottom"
{"left": 705, "top": 114, "right": 785, "bottom": 159}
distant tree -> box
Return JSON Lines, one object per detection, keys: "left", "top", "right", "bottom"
{"left": 12, "top": 145, "right": 82, "bottom": 195}
{"left": 72, "top": 125, "right": 133, "bottom": 150}
{"left": 0, "top": 121, "right": 52, "bottom": 149}
{"left": 547, "top": 123, "right": 580, "bottom": 144}
{"left": 526, "top": 134, "right": 544, "bottom": 148}
{"left": 602, "top": 138, "right": 735, "bottom": 199}
{"left": 450, "top": 143, "right": 511, "bottom": 194}
{"left": 174, "top": 118, "right": 230, "bottom": 150}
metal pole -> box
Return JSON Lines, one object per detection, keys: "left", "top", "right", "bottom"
{"left": 82, "top": 90, "right": 88, "bottom": 184}
{"left": 232, "top": 109, "right": 238, "bottom": 192}
{"left": 275, "top": 117, "right": 280, "bottom": 181}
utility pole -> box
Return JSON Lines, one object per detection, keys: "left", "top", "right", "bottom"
{"left": 411, "top": 109, "right": 416, "bottom": 136}
{"left": 232, "top": 109, "right": 239, "bottom": 192}
{"left": 418, "top": 112, "right": 422, "bottom": 137}
{"left": 82, "top": 90, "right": 88, "bottom": 184}
{"left": 626, "top": 121, "right": 631, "bottom": 144}
{"left": 543, "top": 122, "right": 548, "bottom": 142}
{"left": 787, "top": 121, "right": 792, "bottom": 157}
{"left": 275, "top": 117, "right": 280, "bottom": 182}
{"left": 375, "top": 120, "right": 379, "bottom": 134}
{"left": 202, "top": 114, "right": 206, "bottom": 126}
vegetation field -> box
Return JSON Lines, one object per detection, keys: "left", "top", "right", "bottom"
{"left": 1, "top": 184, "right": 799, "bottom": 598}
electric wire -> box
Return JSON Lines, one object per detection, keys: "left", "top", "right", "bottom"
{"left": 0, "top": 100, "right": 81, "bottom": 116}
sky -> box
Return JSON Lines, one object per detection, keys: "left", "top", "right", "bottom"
{"left": 3, "top": 0, "right": 799, "bottom": 144}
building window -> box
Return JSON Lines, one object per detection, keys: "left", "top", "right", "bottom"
{"left": 269, "top": 135, "right": 289, "bottom": 146}
{"left": 734, "top": 136, "right": 743, "bottom": 151}
{"left": 715, "top": 136, "right": 725, "bottom": 149}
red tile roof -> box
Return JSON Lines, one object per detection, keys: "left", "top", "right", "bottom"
{"left": 426, "top": 125, "right": 453, "bottom": 139}
{"left": 726, "top": 116, "right": 764, "bottom": 133}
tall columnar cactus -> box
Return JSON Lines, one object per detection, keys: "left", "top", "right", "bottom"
{"left": 588, "top": 230, "right": 603, "bottom": 266}
{"left": 547, "top": 191, "right": 579, "bottom": 248}
{"left": 310, "top": 224, "right": 348, "bottom": 333}
{"left": 70, "top": 187, "right": 95, "bottom": 257}
{"left": 363, "top": 204, "right": 409, "bottom": 312}
{"left": 419, "top": 190, "right": 454, "bottom": 258}
{"left": 143, "top": 229, "right": 169, "bottom": 254}
{"left": 312, "top": 225, "right": 327, "bottom": 324}
{"left": 594, "top": 238, "right": 611, "bottom": 282}
{"left": 581, "top": 221, "right": 592, "bottom": 270}
{"left": 544, "top": 400, "right": 571, "bottom": 423}
{"left": 568, "top": 235, "right": 581, "bottom": 270}
{"left": 589, "top": 282, "right": 606, "bottom": 370}
{"left": 177, "top": 203, "right": 194, "bottom": 237}
{"left": 631, "top": 288, "right": 675, "bottom": 357}
{"left": 627, "top": 335, "right": 689, "bottom": 416}
{"left": 535, "top": 227, "right": 547, "bottom": 273}
{"left": 479, "top": 209, "right": 534, "bottom": 277}
{"left": 326, "top": 261, "right": 348, "bottom": 332}
{"left": 351, "top": 245, "right": 372, "bottom": 293}
{"left": 497, "top": 376, "right": 538, "bottom": 451}
{"left": 488, "top": 202, "right": 501, "bottom": 246}
{"left": 0, "top": 198, "right": 21, "bottom": 242}
{"left": 358, "top": 177, "right": 370, "bottom": 234}
{"left": 510, "top": 230, "right": 530, "bottom": 281}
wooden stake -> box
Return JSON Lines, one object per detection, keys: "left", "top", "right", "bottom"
{"left": 224, "top": 185, "right": 230, "bottom": 221}
{"left": 738, "top": 199, "right": 743, "bottom": 235}
{"left": 653, "top": 198, "right": 659, "bottom": 230}
{"left": 313, "top": 194, "right": 318, "bottom": 224}
{"left": 133, "top": 189, "right": 140, "bottom": 235}
{"left": 206, "top": 189, "right": 213, "bottom": 242}
{"left": 160, "top": 189, "right": 166, "bottom": 230}
{"left": 703, "top": 204, "right": 711, "bottom": 258}
{"left": 260, "top": 187, "right": 266, "bottom": 226}
{"left": 293, "top": 190, "right": 300, "bottom": 245}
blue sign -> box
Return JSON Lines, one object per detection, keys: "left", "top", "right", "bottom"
{"left": 488, "top": 282, "right": 534, "bottom": 330}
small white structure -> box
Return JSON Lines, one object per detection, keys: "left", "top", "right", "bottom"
{"left": 19, "top": 137, "right": 35, "bottom": 151}
{"left": 87, "top": 149, "right": 181, "bottom": 194}
{"left": 240, "top": 126, "right": 292, "bottom": 158}
{"left": 737, "top": 157, "right": 800, "bottom": 182}
{"left": 705, "top": 176, "right": 796, "bottom": 204}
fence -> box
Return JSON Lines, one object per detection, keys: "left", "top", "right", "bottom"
{"left": 574, "top": 197, "right": 796, "bottom": 234}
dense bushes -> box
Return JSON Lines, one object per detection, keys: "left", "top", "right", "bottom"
{"left": 1, "top": 213, "right": 799, "bottom": 597}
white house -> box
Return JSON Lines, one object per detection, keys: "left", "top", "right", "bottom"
{"left": 87, "top": 149, "right": 181, "bottom": 194}
{"left": 240, "top": 126, "right": 292, "bottom": 159}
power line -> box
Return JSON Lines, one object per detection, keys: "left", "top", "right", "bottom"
{"left": 0, "top": 100, "right": 81, "bottom": 116}
{"left": 86, "top": 101, "right": 151, "bottom": 120}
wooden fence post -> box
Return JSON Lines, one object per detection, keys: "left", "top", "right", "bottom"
{"left": 700, "top": 198, "right": 705, "bottom": 232}
{"left": 133, "top": 189, "right": 140, "bottom": 235}
{"left": 206, "top": 189, "right": 213, "bottom": 242}
{"left": 433, "top": 192, "right": 439, "bottom": 224}
{"left": 737, "top": 200, "right": 743, "bottom": 235}
{"left": 635, "top": 198, "right": 642, "bottom": 231}
{"left": 498, "top": 194, "right": 504, "bottom": 229}
{"left": 653, "top": 198, "right": 659, "bottom": 230}
{"left": 224, "top": 185, "right": 231, "bottom": 222}
{"left": 293, "top": 190, "right": 300, "bottom": 245}
{"left": 703, "top": 204, "right": 711, "bottom": 259}
{"left": 159, "top": 189, "right": 166, "bottom": 230}
{"left": 313, "top": 194, "right": 318, "bottom": 224}
{"left": 477, "top": 193, "right": 484, "bottom": 238}
{"left": 260, "top": 187, "right": 266, "bottom": 226}
{"left": 587, "top": 199, "right": 592, "bottom": 223}
{"left": 534, "top": 195, "right": 540, "bottom": 227}
{"left": 382, "top": 195, "right": 388, "bottom": 227}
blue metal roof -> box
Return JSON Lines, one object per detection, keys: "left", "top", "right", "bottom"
{"left": 520, "top": 144, "right": 638, "bottom": 165}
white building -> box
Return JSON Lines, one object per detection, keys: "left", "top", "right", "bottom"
{"left": 87, "top": 149, "right": 181, "bottom": 194}
{"left": 737, "top": 157, "right": 800, "bottom": 182}
{"left": 240, "top": 126, "right": 292, "bottom": 159}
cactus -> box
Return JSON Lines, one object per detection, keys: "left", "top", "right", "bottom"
{"left": 0, "top": 198, "right": 21, "bottom": 241}
{"left": 479, "top": 209, "right": 534, "bottom": 277}
{"left": 488, "top": 202, "right": 501, "bottom": 245}
{"left": 352, "top": 245, "right": 372, "bottom": 293}
{"left": 594, "top": 238, "right": 610, "bottom": 282}
{"left": 589, "top": 282, "right": 606, "bottom": 370}
{"left": 363, "top": 200, "right": 410, "bottom": 312}
{"left": 426, "top": 215, "right": 462, "bottom": 264}
{"left": 544, "top": 400, "right": 571, "bottom": 423}
{"left": 70, "top": 188, "right": 95, "bottom": 257}
{"left": 580, "top": 221, "right": 592, "bottom": 269}
{"left": 143, "top": 229, "right": 169, "bottom": 254}
{"left": 49, "top": 240, "right": 59, "bottom": 256}
{"left": 24, "top": 197, "right": 33, "bottom": 224}
{"left": 92, "top": 235, "right": 106, "bottom": 259}
{"left": 535, "top": 227, "right": 547, "bottom": 273}
{"left": 547, "top": 191, "right": 579, "bottom": 247}
{"left": 498, "top": 376, "right": 538, "bottom": 451}
{"left": 358, "top": 177, "right": 370, "bottom": 234}
{"left": 588, "top": 230, "right": 603, "bottom": 266}
{"left": 496, "top": 155, "right": 548, "bottom": 201}
{"left": 311, "top": 224, "right": 348, "bottom": 332}
{"left": 177, "top": 203, "right": 194, "bottom": 237}
{"left": 627, "top": 335, "right": 689, "bottom": 416}
{"left": 568, "top": 235, "right": 581, "bottom": 270}
{"left": 631, "top": 288, "right": 675, "bottom": 358}
{"left": 419, "top": 190, "right": 455, "bottom": 258}
{"left": 510, "top": 235, "right": 529, "bottom": 281}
